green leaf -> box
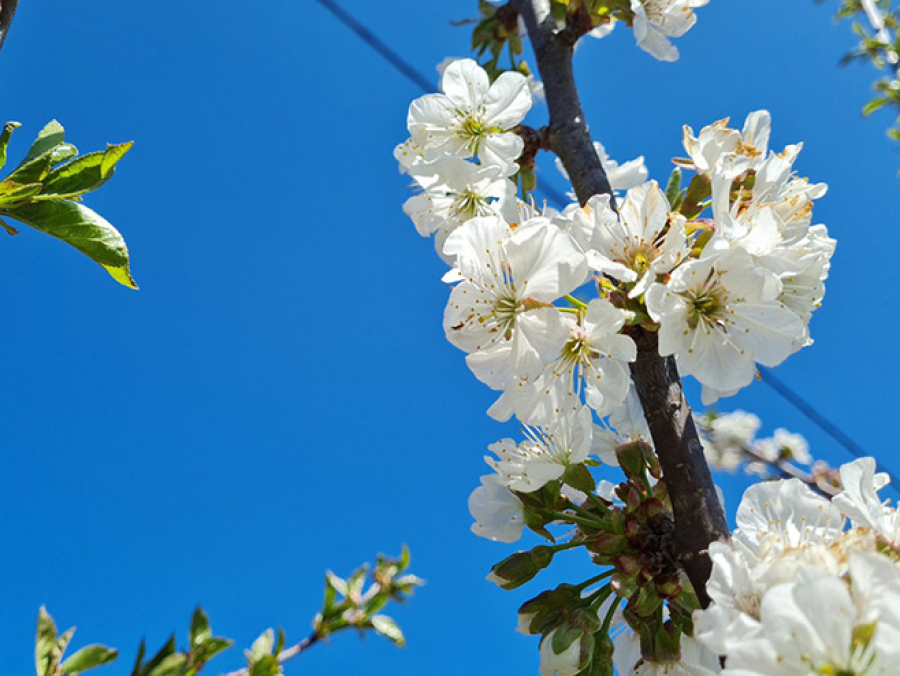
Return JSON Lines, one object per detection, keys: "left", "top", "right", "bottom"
{"left": 247, "top": 655, "right": 280, "bottom": 676}
{"left": 399, "top": 544, "right": 411, "bottom": 571}
{"left": 61, "top": 645, "right": 118, "bottom": 676}
{"left": 132, "top": 636, "right": 176, "bottom": 676}
{"left": 36, "top": 607, "right": 59, "bottom": 676}
{"left": 249, "top": 630, "right": 274, "bottom": 660}
{"left": 6, "top": 152, "right": 55, "bottom": 185}
{"left": 189, "top": 608, "right": 211, "bottom": 649}
{"left": 4, "top": 199, "right": 137, "bottom": 289}
{"left": 0, "top": 121, "right": 21, "bottom": 172}
{"left": 561, "top": 464, "right": 596, "bottom": 494}
{"left": 192, "top": 637, "right": 232, "bottom": 664}
{"left": 370, "top": 615, "right": 406, "bottom": 647}
{"left": 863, "top": 97, "right": 892, "bottom": 116}
{"left": 18, "top": 121, "right": 66, "bottom": 168}
{"left": 664, "top": 167, "right": 682, "bottom": 205}
{"left": 0, "top": 181, "right": 42, "bottom": 208}
{"left": 39, "top": 143, "right": 133, "bottom": 199}
{"left": 145, "top": 653, "right": 187, "bottom": 676}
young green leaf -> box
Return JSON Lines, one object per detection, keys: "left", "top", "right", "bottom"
{"left": 370, "top": 615, "right": 406, "bottom": 647}
{"left": 61, "top": 645, "right": 118, "bottom": 676}
{"left": 17, "top": 120, "right": 67, "bottom": 168}
{"left": 39, "top": 143, "right": 134, "bottom": 200}
{"left": 0, "top": 121, "right": 21, "bottom": 171}
{"left": 4, "top": 199, "right": 137, "bottom": 289}
{"left": 189, "top": 608, "right": 211, "bottom": 649}
{"left": 36, "top": 607, "right": 59, "bottom": 676}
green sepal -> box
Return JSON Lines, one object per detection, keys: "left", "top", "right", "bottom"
{"left": 562, "top": 464, "right": 597, "bottom": 494}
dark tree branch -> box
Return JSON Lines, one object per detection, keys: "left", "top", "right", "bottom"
{"left": 0, "top": 0, "right": 19, "bottom": 55}
{"left": 514, "top": 0, "right": 729, "bottom": 607}
{"left": 628, "top": 331, "right": 729, "bottom": 607}
{"left": 513, "top": 0, "right": 615, "bottom": 207}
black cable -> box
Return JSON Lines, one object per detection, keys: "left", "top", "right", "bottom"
{"left": 315, "top": 0, "right": 891, "bottom": 487}
{"left": 313, "top": 0, "right": 435, "bottom": 94}
{"left": 312, "top": 0, "right": 572, "bottom": 208}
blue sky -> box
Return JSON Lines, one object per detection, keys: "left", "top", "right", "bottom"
{"left": 0, "top": 1, "right": 897, "bottom": 674}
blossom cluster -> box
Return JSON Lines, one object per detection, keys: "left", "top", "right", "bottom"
{"left": 698, "top": 410, "right": 818, "bottom": 474}
{"left": 691, "top": 458, "right": 900, "bottom": 675}
{"left": 397, "top": 56, "right": 839, "bottom": 676}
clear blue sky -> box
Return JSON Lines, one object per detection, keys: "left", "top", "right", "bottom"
{"left": 0, "top": 1, "right": 896, "bottom": 674}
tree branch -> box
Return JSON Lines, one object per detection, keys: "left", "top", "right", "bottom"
{"left": 514, "top": 0, "right": 729, "bottom": 607}
{"left": 513, "top": 0, "right": 615, "bottom": 207}
{"left": 217, "top": 632, "right": 319, "bottom": 676}
{"left": 0, "top": 0, "right": 19, "bottom": 55}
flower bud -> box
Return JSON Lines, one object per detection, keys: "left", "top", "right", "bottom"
{"left": 487, "top": 546, "right": 554, "bottom": 590}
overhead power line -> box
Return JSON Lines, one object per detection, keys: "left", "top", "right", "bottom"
{"left": 312, "top": 0, "right": 888, "bottom": 485}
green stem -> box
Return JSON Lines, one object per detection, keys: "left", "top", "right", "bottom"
{"left": 574, "top": 570, "right": 614, "bottom": 592}
{"left": 585, "top": 491, "right": 611, "bottom": 513}
{"left": 600, "top": 591, "right": 620, "bottom": 633}
{"left": 564, "top": 294, "right": 588, "bottom": 309}
{"left": 548, "top": 510, "right": 604, "bottom": 529}
{"left": 549, "top": 539, "right": 587, "bottom": 553}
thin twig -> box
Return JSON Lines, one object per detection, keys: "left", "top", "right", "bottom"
{"left": 217, "top": 632, "right": 320, "bottom": 676}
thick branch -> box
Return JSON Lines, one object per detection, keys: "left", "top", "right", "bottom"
{"left": 629, "top": 332, "right": 728, "bottom": 607}
{"left": 0, "top": 0, "right": 19, "bottom": 55}
{"left": 514, "top": 0, "right": 729, "bottom": 606}
{"left": 513, "top": 0, "right": 614, "bottom": 206}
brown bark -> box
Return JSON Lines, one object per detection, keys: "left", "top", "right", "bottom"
{"left": 514, "top": 0, "right": 729, "bottom": 606}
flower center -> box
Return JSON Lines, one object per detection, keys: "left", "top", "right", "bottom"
{"left": 683, "top": 273, "right": 730, "bottom": 331}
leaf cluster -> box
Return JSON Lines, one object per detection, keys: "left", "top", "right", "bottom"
{"left": 0, "top": 120, "right": 136, "bottom": 287}
{"left": 316, "top": 545, "right": 423, "bottom": 648}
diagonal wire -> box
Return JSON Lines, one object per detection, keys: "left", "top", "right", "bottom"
{"left": 311, "top": 0, "right": 571, "bottom": 207}
{"left": 313, "top": 0, "right": 889, "bottom": 484}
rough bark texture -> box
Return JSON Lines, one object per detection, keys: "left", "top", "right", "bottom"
{"left": 628, "top": 331, "right": 728, "bottom": 607}
{"left": 514, "top": 0, "right": 614, "bottom": 207}
{"left": 514, "top": 0, "right": 729, "bottom": 606}
{"left": 0, "top": 0, "right": 19, "bottom": 55}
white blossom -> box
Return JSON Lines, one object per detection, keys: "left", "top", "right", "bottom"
{"left": 406, "top": 58, "right": 532, "bottom": 174}
{"left": 403, "top": 156, "right": 517, "bottom": 238}
{"left": 630, "top": 0, "right": 710, "bottom": 63}
{"left": 833, "top": 458, "right": 899, "bottom": 544}
{"left": 682, "top": 111, "right": 771, "bottom": 177}
{"left": 722, "top": 557, "right": 900, "bottom": 676}
{"left": 539, "top": 628, "right": 587, "bottom": 676}
{"left": 486, "top": 407, "right": 595, "bottom": 492}
{"left": 568, "top": 182, "right": 689, "bottom": 297}
{"left": 699, "top": 410, "right": 761, "bottom": 471}
{"left": 443, "top": 216, "right": 587, "bottom": 389}
{"left": 645, "top": 248, "right": 805, "bottom": 402}
{"left": 468, "top": 474, "right": 525, "bottom": 543}
{"left": 755, "top": 428, "right": 811, "bottom": 465}
{"left": 488, "top": 298, "right": 636, "bottom": 424}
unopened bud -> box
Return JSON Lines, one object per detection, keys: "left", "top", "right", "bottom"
{"left": 487, "top": 546, "right": 554, "bottom": 590}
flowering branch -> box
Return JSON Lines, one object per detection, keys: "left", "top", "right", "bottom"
{"left": 514, "top": 0, "right": 729, "bottom": 606}
{"left": 0, "top": 0, "right": 19, "bottom": 54}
